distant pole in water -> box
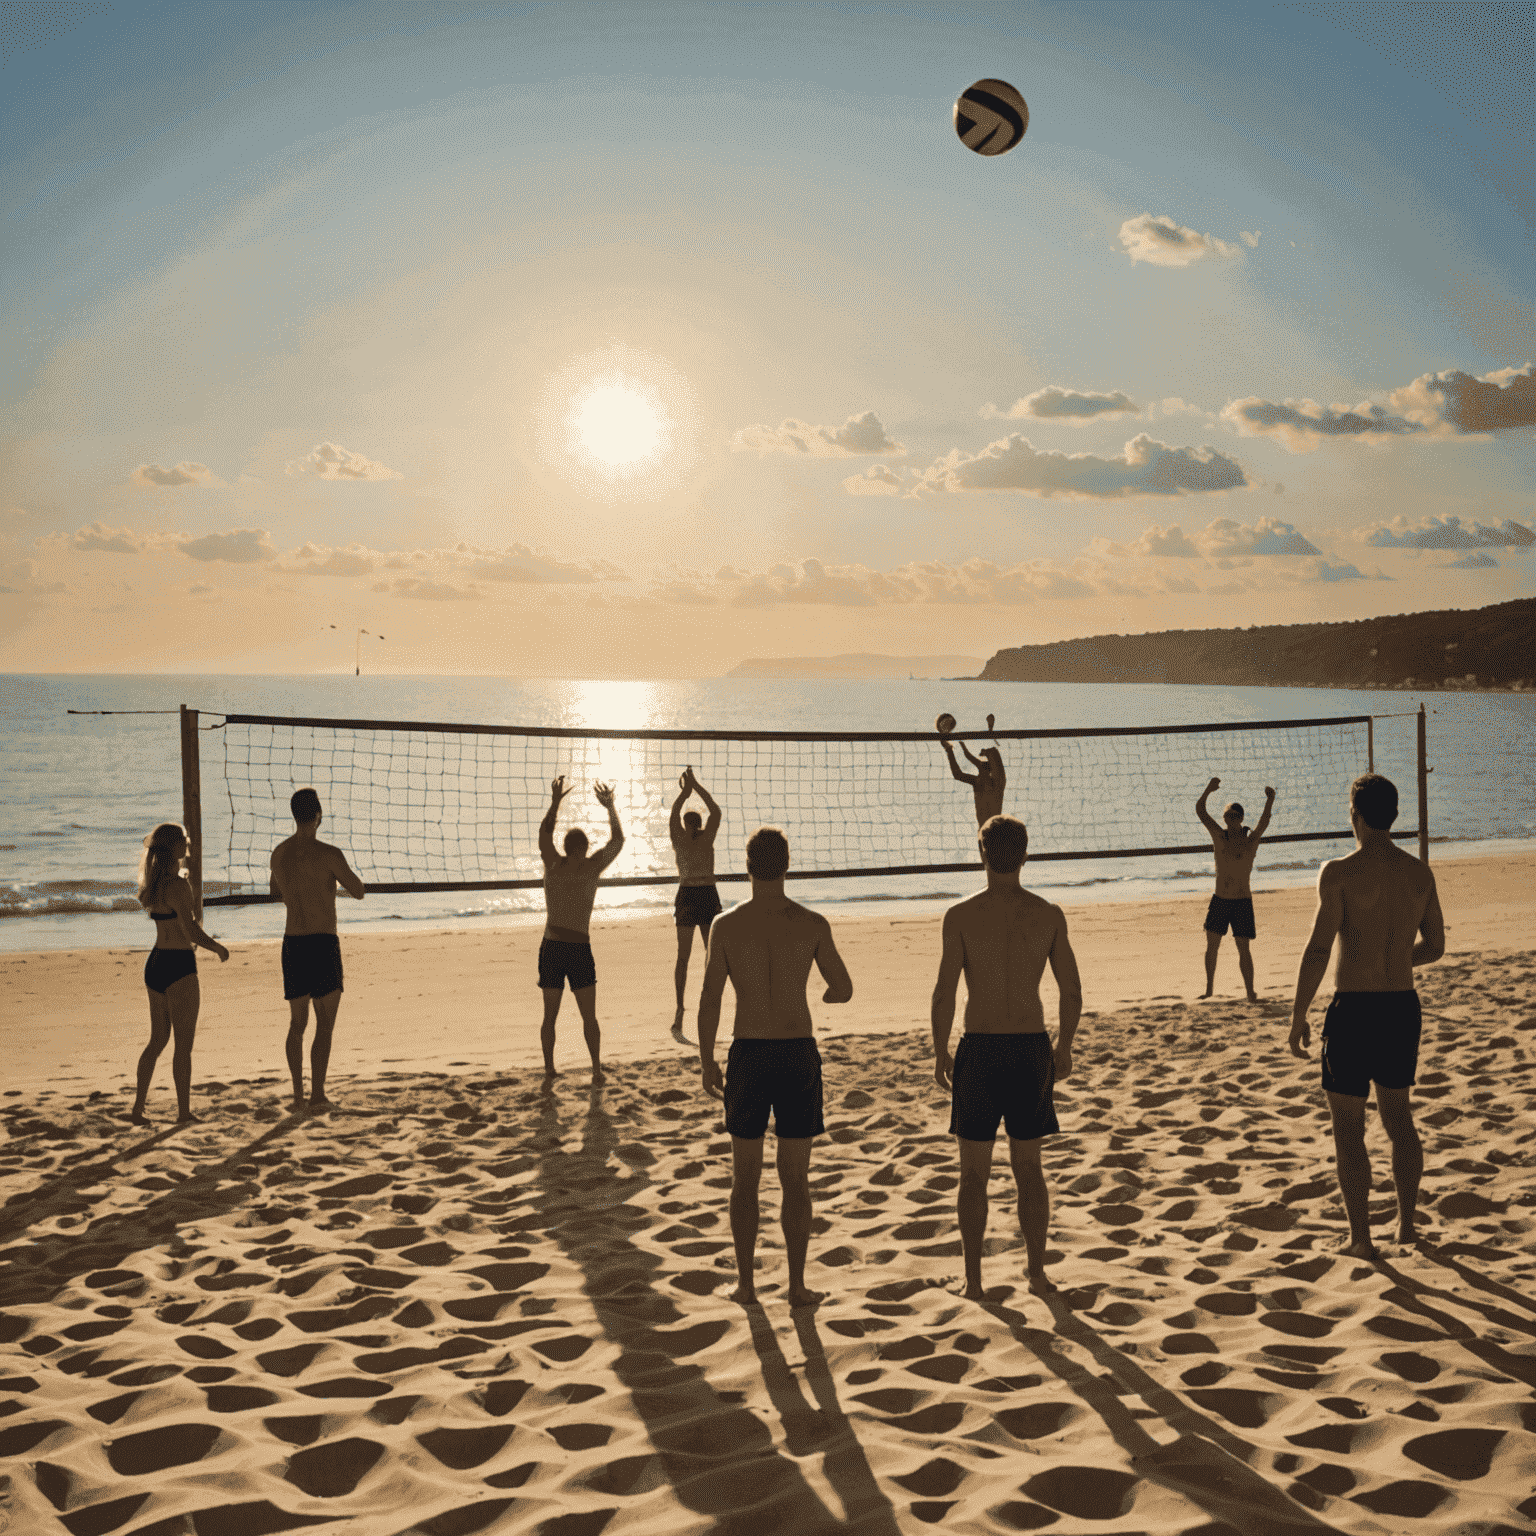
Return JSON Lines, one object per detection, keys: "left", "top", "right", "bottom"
{"left": 322, "top": 623, "right": 385, "bottom": 675}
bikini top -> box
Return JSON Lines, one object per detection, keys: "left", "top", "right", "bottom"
{"left": 149, "top": 911, "right": 176, "bottom": 920}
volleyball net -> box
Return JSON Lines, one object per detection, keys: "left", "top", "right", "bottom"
{"left": 192, "top": 709, "right": 1426, "bottom": 906}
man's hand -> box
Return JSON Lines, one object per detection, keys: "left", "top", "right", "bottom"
{"left": 934, "top": 1049, "right": 954, "bottom": 1090}
{"left": 700, "top": 1059, "right": 724, "bottom": 1099}
{"left": 1288, "top": 1013, "right": 1311, "bottom": 1059}
{"left": 593, "top": 780, "right": 616, "bottom": 809}
{"left": 1205, "top": 777, "right": 1220, "bottom": 795}
{"left": 986, "top": 713, "right": 995, "bottom": 732}
{"left": 1053, "top": 1041, "right": 1072, "bottom": 1079}
{"left": 214, "top": 943, "right": 230, "bottom": 963}
{"left": 550, "top": 776, "right": 568, "bottom": 803}
{"left": 680, "top": 765, "right": 697, "bottom": 790}
{"left": 1265, "top": 786, "right": 1276, "bottom": 801}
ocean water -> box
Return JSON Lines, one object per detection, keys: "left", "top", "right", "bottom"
{"left": 1, "top": 673, "right": 1532, "bottom": 953}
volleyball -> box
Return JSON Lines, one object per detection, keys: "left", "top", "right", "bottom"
{"left": 953, "top": 78, "right": 1028, "bottom": 156}
{"left": 935, "top": 713, "right": 957, "bottom": 735}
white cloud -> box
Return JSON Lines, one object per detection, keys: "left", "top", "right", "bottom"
{"left": 70, "top": 521, "right": 160, "bottom": 554}
{"left": 180, "top": 528, "right": 274, "bottom": 563}
{"left": 1197, "top": 516, "right": 1322, "bottom": 557}
{"left": 1118, "top": 213, "right": 1243, "bottom": 267}
{"left": 730, "top": 409, "right": 905, "bottom": 457}
{"left": 914, "top": 432, "right": 1248, "bottom": 499}
{"left": 131, "top": 461, "right": 221, "bottom": 488}
{"left": 842, "top": 464, "right": 904, "bottom": 496}
{"left": 371, "top": 577, "right": 480, "bottom": 601}
{"left": 1088, "top": 524, "right": 1202, "bottom": 559}
{"left": 1357, "top": 514, "right": 1534, "bottom": 550}
{"left": 459, "top": 542, "right": 627, "bottom": 583}
{"left": 980, "top": 386, "right": 1138, "bottom": 423}
{"left": 1240, "top": 230, "right": 1261, "bottom": 249}
{"left": 281, "top": 541, "right": 378, "bottom": 577}
{"left": 285, "top": 441, "right": 402, "bottom": 481}
{"left": 1443, "top": 550, "right": 1499, "bottom": 569}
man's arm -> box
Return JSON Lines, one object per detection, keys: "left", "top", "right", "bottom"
{"left": 539, "top": 777, "right": 566, "bottom": 865}
{"left": 1046, "top": 908, "right": 1082, "bottom": 1079}
{"left": 1289, "top": 863, "right": 1344, "bottom": 1056}
{"left": 941, "top": 740, "right": 977, "bottom": 786}
{"left": 591, "top": 781, "right": 625, "bottom": 872}
{"left": 1413, "top": 872, "right": 1446, "bottom": 967}
{"left": 697, "top": 927, "right": 731, "bottom": 1098}
{"left": 1196, "top": 776, "right": 1222, "bottom": 836}
{"left": 269, "top": 851, "right": 282, "bottom": 902}
{"left": 331, "top": 846, "right": 365, "bottom": 900}
{"left": 692, "top": 773, "right": 723, "bottom": 841}
{"left": 669, "top": 775, "right": 689, "bottom": 845}
{"left": 813, "top": 920, "right": 853, "bottom": 1004}
{"left": 930, "top": 909, "right": 965, "bottom": 1088}
{"left": 1251, "top": 787, "right": 1276, "bottom": 846}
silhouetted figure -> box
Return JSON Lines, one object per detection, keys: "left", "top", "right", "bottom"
{"left": 1290, "top": 773, "right": 1444, "bottom": 1257}
{"left": 939, "top": 721, "right": 1006, "bottom": 827}
{"left": 270, "top": 787, "right": 364, "bottom": 1110}
{"left": 932, "top": 814, "right": 1081, "bottom": 1301}
{"left": 538, "top": 776, "right": 624, "bottom": 1080}
{"left": 1196, "top": 776, "right": 1275, "bottom": 1000}
{"left": 670, "top": 766, "right": 722, "bottom": 1038}
{"left": 133, "top": 822, "right": 229, "bottom": 1124}
{"left": 699, "top": 827, "right": 853, "bottom": 1308}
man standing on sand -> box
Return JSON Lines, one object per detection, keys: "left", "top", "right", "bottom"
{"left": 538, "top": 776, "right": 624, "bottom": 1080}
{"left": 698, "top": 827, "right": 853, "bottom": 1309}
{"left": 1290, "top": 774, "right": 1444, "bottom": 1258}
{"left": 270, "top": 787, "right": 365, "bottom": 1111}
{"left": 670, "top": 766, "right": 722, "bottom": 1038}
{"left": 932, "top": 813, "right": 1081, "bottom": 1302}
{"left": 940, "top": 719, "right": 1007, "bottom": 828}
{"left": 1196, "top": 776, "right": 1276, "bottom": 1001}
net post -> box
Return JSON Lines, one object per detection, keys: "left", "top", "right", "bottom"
{"left": 1367, "top": 716, "right": 1374, "bottom": 774}
{"left": 1416, "top": 703, "right": 1429, "bottom": 864}
{"left": 180, "top": 705, "right": 204, "bottom": 921}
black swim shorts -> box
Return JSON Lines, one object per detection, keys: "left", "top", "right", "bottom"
{"left": 723, "top": 1037, "right": 824, "bottom": 1139}
{"left": 144, "top": 947, "right": 197, "bottom": 995}
{"left": 1204, "top": 895, "right": 1256, "bottom": 939}
{"left": 949, "top": 1033, "right": 1060, "bottom": 1143}
{"left": 674, "top": 884, "right": 723, "bottom": 929}
{"left": 282, "top": 933, "right": 344, "bottom": 1000}
{"left": 537, "top": 939, "right": 597, "bottom": 992}
{"left": 1320, "top": 990, "right": 1422, "bottom": 1097}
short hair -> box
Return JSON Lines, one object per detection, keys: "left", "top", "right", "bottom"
{"left": 563, "top": 827, "right": 589, "bottom": 856}
{"left": 1224, "top": 801, "right": 1245, "bottom": 823}
{"left": 682, "top": 810, "right": 702, "bottom": 831}
{"left": 746, "top": 826, "right": 790, "bottom": 880}
{"left": 1350, "top": 773, "right": 1398, "bottom": 830}
{"left": 291, "top": 787, "right": 322, "bottom": 823}
{"left": 978, "top": 814, "right": 1028, "bottom": 873}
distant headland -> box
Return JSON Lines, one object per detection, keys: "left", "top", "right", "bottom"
{"left": 726, "top": 652, "right": 985, "bottom": 680}
{"left": 977, "top": 597, "right": 1534, "bottom": 691}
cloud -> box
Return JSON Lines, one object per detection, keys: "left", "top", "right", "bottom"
{"left": 1220, "top": 396, "right": 1423, "bottom": 451}
{"left": 459, "top": 542, "right": 627, "bottom": 583}
{"left": 285, "top": 441, "right": 403, "bottom": 481}
{"left": 282, "top": 541, "right": 378, "bottom": 577}
{"left": 1118, "top": 213, "right": 1244, "bottom": 267}
{"left": 915, "top": 432, "right": 1248, "bottom": 499}
{"left": 1240, "top": 230, "right": 1261, "bottom": 249}
{"left": 1444, "top": 550, "right": 1499, "bottom": 569}
{"left": 1314, "top": 560, "right": 1369, "bottom": 582}
{"left": 1389, "top": 363, "right": 1535, "bottom": 434}
{"left": 730, "top": 409, "right": 905, "bottom": 457}
{"left": 1089, "top": 523, "right": 1202, "bottom": 559}
{"left": 131, "top": 461, "right": 220, "bottom": 488}
{"left": 180, "top": 528, "right": 275, "bottom": 563}
{"left": 70, "top": 521, "right": 159, "bottom": 554}
{"left": 842, "top": 464, "right": 904, "bottom": 496}
{"left": 370, "top": 577, "right": 480, "bottom": 601}
{"left": 1358, "top": 514, "right": 1534, "bottom": 549}
{"left": 981, "top": 386, "right": 1139, "bottom": 422}
{"left": 1196, "top": 516, "right": 1322, "bottom": 557}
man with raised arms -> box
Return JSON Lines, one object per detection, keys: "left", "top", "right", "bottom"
{"left": 932, "top": 813, "right": 1081, "bottom": 1302}
{"left": 538, "top": 776, "right": 624, "bottom": 1081}
{"left": 1290, "top": 773, "right": 1444, "bottom": 1258}
{"left": 270, "top": 787, "right": 365, "bottom": 1111}
{"left": 1195, "top": 776, "right": 1276, "bottom": 1001}
{"left": 698, "top": 826, "right": 853, "bottom": 1308}
{"left": 940, "top": 714, "right": 1006, "bottom": 827}
{"left": 670, "top": 765, "right": 722, "bottom": 1038}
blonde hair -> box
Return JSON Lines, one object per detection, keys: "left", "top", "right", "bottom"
{"left": 138, "top": 823, "right": 186, "bottom": 913}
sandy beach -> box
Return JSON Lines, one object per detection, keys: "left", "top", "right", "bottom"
{"left": 1, "top": 852, "right": 1532, "bottom": 1534}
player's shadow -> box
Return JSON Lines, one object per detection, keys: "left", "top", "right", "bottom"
{"left": 979, "top": 1295, "right": 1341, "bottom": 1535}
{"left": 530, "top": 1085, "right": 901, "bottom": 1536}
{"left": 0, "top": 1125, "right": 182, "bottom": 1244}
{"left": 0, "top": 1112, "right": 311, "bottom": 1309}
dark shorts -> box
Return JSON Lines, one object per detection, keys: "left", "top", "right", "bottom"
{"left": 282, "top": 933, "right": 344, "bottom": 1000}
{"left": 724, "top": 1038, "right": 824, "bottom": 1140}
{"left": 675, "top": 884, "right": 723, "bottom": 929}
{"left": 1204, "top": 895, "right": 1256, "bottom": 939}
{"left": 949, "top": 1033, "right": 1060, "bottom": 1143}
{"left": 144, "top": 948, "right": 197, "bottom": 995}
{"left": 1320, "top": 990, "right": 1422, "bottom": 1097}
{"left": 538, "top": 939, "right": 596, "bottom": 992}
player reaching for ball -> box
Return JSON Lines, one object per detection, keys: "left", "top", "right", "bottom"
{"left": 938, "top": 714, "right": 1007, "bottom": 827}
{"left": 670, "top": 766, "right": 722, "bottom": 1040}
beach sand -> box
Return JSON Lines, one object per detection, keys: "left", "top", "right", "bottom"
{"left": 0, "top": 853, "right": 1532, "bottom": 1534}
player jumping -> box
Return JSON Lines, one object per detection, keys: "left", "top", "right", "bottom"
{"left": 670, "top": 766, "right": 722, "bottom": 1039}
{"left": 940, "top": 713, "right": 1006, "bottom": 827}
{"left": 1195, "top": 776, "right": 1275, "bottom": 1001}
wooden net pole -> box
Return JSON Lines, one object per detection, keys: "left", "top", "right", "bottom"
{"left": 1416, "top": 703, "right": 1429, "bottom": 864}
{"left": 180, "top": 705, "right": 204, "bottom": 921}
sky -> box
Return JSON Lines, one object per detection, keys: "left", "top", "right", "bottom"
{"left": 2, "top": 0, "right": 1532, "bottom": 677}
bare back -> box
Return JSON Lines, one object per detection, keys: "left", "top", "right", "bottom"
{"left": 672, "top": 828, "right": 717, "bottom": 886}
{"left": 1209, "top": 827, "right": 1262, "bottom": 899}
{"left": 270, "top": 835, "right": 359, "bottom": 935}
{"left": 707, "top": 897, "right": 848, "bottom": 1040}
{"left": 544, "top": 858, "right": 606, "bottom": 942}
{"left": 1325, "top": 843, "right": 1443, "bottom": 992}
{"left": 949, "top": 886, "right": 1068, "bottom": 1034}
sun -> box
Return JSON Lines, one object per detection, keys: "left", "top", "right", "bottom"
{"left": 572, "top": 382, "right": 663, "bottom": 467}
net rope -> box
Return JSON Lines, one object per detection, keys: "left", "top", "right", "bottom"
{"left": 207, "top": 713, "right": 1386, "bottom": 902}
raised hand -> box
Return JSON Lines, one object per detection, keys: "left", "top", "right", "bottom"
{"left": 986, "top": 713, "right": 995, "bottom": 732}
{"left": 1205, "top": 777, "right": 1221, "bottom": 794}
{"left": 550, "top": 775, "right": 568, "bottom": 802}
{"left": 593, "top": 780, "right": 616, "bottom": 808}
{"left": 1265, "top": 785, "right": 1276, "bottom": 800}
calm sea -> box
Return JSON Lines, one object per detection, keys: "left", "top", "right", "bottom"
{"left": 1, "top": 674, "right": 1532, "bottom": 953}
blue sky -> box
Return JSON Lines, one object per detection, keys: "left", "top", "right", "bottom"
{"left": 3, "top": 0, "right": 1531, "bottom": 674}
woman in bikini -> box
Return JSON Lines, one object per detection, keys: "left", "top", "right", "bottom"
{"left": 134, "top": 822, "right": 229, "bottom": 1124}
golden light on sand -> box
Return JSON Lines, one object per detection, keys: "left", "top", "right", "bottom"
{"left": 572, "top": 382, "right": 663, "bottom": 466}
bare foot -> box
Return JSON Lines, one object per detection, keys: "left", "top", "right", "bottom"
{"left": 309, "top": 1096, "right": 333, "bottom": 1111}
{"left": 1341, "top": 1239, "right": 1379, "bottom": 1260}
{"left": 787, "top": 1286, "right": 825, "bottom": 1309}
{"left": 291, "top": 1095, "right": 306, "bottom": 1111}
{"left": 1199, "top": 988, "right": 1213, "bottom": 1000}
{"left": 1246, "top": 991, "right": 1260, "bottom": 1003}
{"left": 958, "top": 1281, "right": 987, "bottom": 1301}
{"left": 176, "top": 1112, "right": 200, "bottom": 1124}
{"left": 1027, "top": 1271, "right": 1059, "bottom": 1296}
{"left": 728, "top": 1285, "right": 760, "bottom": 1306}
{"left": 1397, "top": 1224, "right": 1421, "bottom": 1245}
{"left": 590, "top": 1065, "right": 606, "bottom": 1084}
{"left": 129, "top": 1111, "right": 150, "bottom": 1126}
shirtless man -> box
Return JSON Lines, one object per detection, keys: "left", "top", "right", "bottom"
{"left": 1290, "top": 774, "right": 1444, "bottom": 1258}
{"left": 940, "top": 721, "right": 1006, "bottom": 827}
{"left": 670, "top": 766, "right": 723, "bottom": 1037}
{"left": 932, "top": 814, "right": 1081, "bottom": 1301}
{"left": 1196, "top": 776, "right": 1275, "bottom": 1000}
{"left": 538, "top": 776, "right": 624, "bottom": 1080}
{"left": 269, "top": 788, "right": 365, "bottom": 1110}
{"left": 698, "top": 827, "right": 853, "bottom": 1308}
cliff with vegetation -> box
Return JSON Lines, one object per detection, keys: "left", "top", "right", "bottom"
{"left": 727, "top": 653, "right": 983, "bottom": 680}
{"left": 977, "top": 598, "right": 1535, "bottom": 690}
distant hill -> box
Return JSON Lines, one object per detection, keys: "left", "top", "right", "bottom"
{"left": 979, "top": 598, "right": 1535, "bottom": 690}
{"left": 726, "top": 652, "right": 985, "bottom": 680}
